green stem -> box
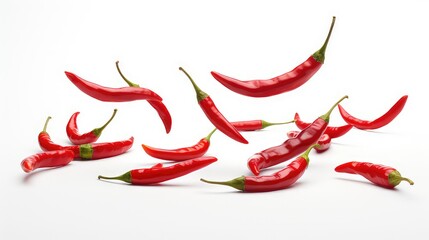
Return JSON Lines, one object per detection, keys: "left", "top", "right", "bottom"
{"left": 179, "top": 67, "right": 209, "bottom": 102}
{"left": 320, "top": 95, "right": 348, "bottom": 122}
{"left": 201, "top": 177, "right": 245, "bottom": 191}
{"left": 116, "top": 61, "right": 140, "bottom": 87}
{"left": 205, "top": 128, "right": 217, "bottom": 142}
{"left": 312, "top": 16, "right": 336, "bottom": 63}
{"left": 92, "top": 109, "right": 118, "bottom": 137}
{"left": 261, "top": 119, "right": 295, "bottom": 129}
{"left": 42, "top": 116, "right": 52, "bottom": 132}
{"left": 401, "top": 177, "right": 414, "bottom": 185}
{"left": 300, "top": 143, "right": 320, "bottom": 164}
{"left": 98, "top": 172, "right": 132, "bottom": 183}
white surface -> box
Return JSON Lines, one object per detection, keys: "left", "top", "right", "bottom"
{"left": 1, "top": 0, "right": 428, "bottom": 239}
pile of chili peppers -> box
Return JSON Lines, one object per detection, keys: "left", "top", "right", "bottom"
{"left": 20, "top": 16, "right": 414, "bottom": 192}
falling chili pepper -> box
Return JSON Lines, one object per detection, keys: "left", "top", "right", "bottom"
{"left": 201, "top": 144, "right": 318, "bottom": 192}
{"left": 20, "top": 150, "right": 75, "bottom": 173}
{"left": 64, "top": 71, "right": 162, "bottom": 102}
{"left": 115, "top": 61, "right": 172, "bottom": 133}
{"left": 287, "top": 130, "right": 331, "bottom": 153}
{"left": 294, "top": 113, "right": 352, "bottom": 138}
{"left": 179, "top": 67, "right": 248, "bottom": 144}
{"left": 231, "top": 119, "right": 294, "bottom": 131}
{"left": 210, "top": 16, "right": 336, "bottom": 97}
{"left": 142, "top": 129, "right": 216, "bottom": 161}
{"left": 335, "top": 161, "right": 414, "bottom": 189}
{"left": 38, "top": 116, "right": 133, "bottom": 160}
{"left": 66, "top": 109, "right": 117, "bottom": 145}
{"left": 98, "top": 156, "right": 217, "bottom": 185}
{"left": 338, "top": 95, "right": 408, "bottom": 130}
{"left": 247, "top": 95, "right": 348, "bottom": 176}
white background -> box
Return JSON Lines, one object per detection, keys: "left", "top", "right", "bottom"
{"left": 1, "top": 0, "right": 428, "bottom": 239}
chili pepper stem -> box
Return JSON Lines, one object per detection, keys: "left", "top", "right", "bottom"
{"left": 200, "top": 177, "right": 245, "bottom": 191}
{"left": 42, "top": 116, "right": 52, "bottom": 132}
{"left": 92, "top": 109, "right": 118, "bottom": 137}
{"left": 301, "top": 143, "right": 320, "bottom": 163}
{"left": 205, "top": 128, "right": 217, "bottom": 141}
{"left": 179, "top": 67, "right": 209, "bottom": 102}
{"left": 320, "top": 95, "right": 348, "bottom": 122}
{"left": 116, "top": 61, "right": 140, "bottom": 87}
{"left": 98, "top": 172, "right": 132, "bottom": 183}
{"left": 389, "top": 170, "right": 414, "bottom": 186}
{"left": 313, "top": 16, "right": 336, "bottom": 63}
{"left": 261, "top": 119, "right": 295, "bottom": 129}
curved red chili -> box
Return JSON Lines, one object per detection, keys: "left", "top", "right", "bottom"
{"left": 38, "top": 116, "right": 133, "bottom": 160}
{"left": 335, "top": 161, "right": 414, "bottom": 188}
{"left": 142, "top": 129, "right": 216, "bottom": 161}
{"left": 64, "top": 71, "right": 162, "bottom": 102}
{"left": 231, "top": 119, "right": 294, "bottom": 131}
{"left": 338, "top": 95, "right": 408, "bottom": 130}
{"left": 98, "top": 156, "right": 217, "bottom": 185}
{"left": 294, "top": 113, "right": 352, "bottom": 138}
{"left": 247, "top": 95, "right": 348, "bottom": 175}
{"left": 179, "top": 67, "right": 248, "bottom": 144}
{"left": 20, "top": 150, "right": 75, "bottom": 173}
{"left": 116, "top": 61, "right": 172, "bottom": 133}
{"left": 66, "top": 109, "right": 117, "bottom": 145}
{"left": 287, "top": 130, "right": 331, "bottom": 153}
{"left": 210, "top": 16, "right": 336, "bottom": 97}
{"left": 201, "top": 144, "right": 317, "bottom": 192}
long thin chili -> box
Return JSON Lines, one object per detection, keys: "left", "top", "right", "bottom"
{"left": 98, "top": 156, "right": 217, "bottom": 185}
{"left": 335, "top": 161, "right": 414, "bottom": 188}
{"left": 210, "top": 16, "right": 336, "bottom": 97}
{"left": 179, "top": 67, "right": 248, "bottom": 144}
{"left": 115, "top": 61, "right": 172, "bottom": 133}
{"left": 66, "top": 109, "right": 117, "bottom": 145}
{"left": 201, "top": 144, "right": 318, "bottom": 192}
{"left": 64, "top": 71, "right": 162, "bottom": 102}
{"left": 287, "top": 130, "right": 331, "bottom": 153}
{"left": 294, "top": 112, "right": 352, "bottom": 138}
{"left": 231, "top": 119, "right": 294, "bottom": 131}
{"left": 20, "top": 150, "right": 75, "bottom": 173}
{"left": 247, "top": 95, "right": 348, "bottom": 175}
{"left": 338, "top": 95, "right": 408, "bottom": 130}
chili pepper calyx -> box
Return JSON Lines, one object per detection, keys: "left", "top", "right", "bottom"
{"left": 301, "top": 143, "right": 320, "bottom": 163}
{"left": 116, "top": 60, "right": 140, "bottom": 87}
{"left": 93, "top": 109, "right": 118, "bottom": 137}
{"left": 98, "top": 171, "right": 132, "bottom": 183}
{"left": 42, "top": 116, "right": 52, "bottom": 133}
{"left": 79, "top": 144, "right": 93, "bottom": 160}
{"left": 201, "top": 176, "right": 245, "bottom": 191}
{"left": 179, "top": 67, "right": 209, "bottom": 102}
{"left": 205, "top": 128, "right": 217, "bottom": 141}
{"left": 320, "top": 95, "right": 348, "bottom": 122}
{"left": 261, "top": 119, "right": 295, "bottom": 129}
{"left": 312, "top": 16, "right": 336, "bottom": 63}
{"left": 388, "top": 170, "right": 414, "bottom": 187}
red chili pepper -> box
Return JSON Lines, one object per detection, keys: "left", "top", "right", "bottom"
{"left": 210, "top": 16, "right": 336, "bottom": 97}
{"left": 64, "top": 71, "right": 162, "bottom": 102}
{"left": 98, "top": 156, "right": 217, "bottom": 185}
{"left": 142, "top": 129, "right": 216, "bottom": 161}
{"left": 294, "top": 113, "right": 352, "bottom": 138}
{"left": 287, "top": 130, "right": 331, "bottom": 153}
{"left": 231, "top": 119, "right": 294, "bottom": 131}
{"left": 335, "top": 161, "right": 414, "bottom": 188}
{"left": 38, "top": 116, "right": 133, "bottom": 160}
{"left": 66, "top": 109, "right": 117, "bottom": 145}
{"left": 20, "top": 150, "right": 75, "bottom": 173}
{"left": 201, "top": 144, "right": 318, "bottom": 192}
{"left": 247, "top": 95, "right": 348, "bottom": 175}
{"left": 338, "top": 95, "right": 408, "bottom": 130}
{"left": 179, "top": 67, "right": 248, "bottom": 144}
{"left": 115, "top": 61, "right": 172, "bottom": 133}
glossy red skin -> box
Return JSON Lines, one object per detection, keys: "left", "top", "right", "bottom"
{"left": 64, "top": 71, "right": 162, "bottom": 102}
{"left": 335, "top": 161, "right": 395, "bottom": 188}
{"left": 287, "top": 131, "right": 331, "bottom": 153}
{"left": 142, "top": 138, "right": 209, "bottom": 161}
{"left": 211, "top": 56, "right": 322, "bottom": 97}
{"left": 148, "top": 100, "right": 172, "bottom": 133}
{"left": 199, "top": 96, "right": 248, "bottom": 144}
{"left": 338, "top": 95, "right": 408, "bottom": 130}
{"left": 38, "top": 132, "right": 80, "bottom": 155}
{"left": 21, "top": 150, "right": 75, "bottom": 173}
{"left": 130, "top": 156, "right": 217, "bottom": 185}
{"left": 66, "top": 112, "right": 99, "bottom": 145}
{"left": 244, "top": 157, "right": 308, "bottom": 192}
{"left": 231, "top": 120, "right": 263, "bottom": 131}
{"left": 248, "top": 118, "right": 327, "bottom": 175}
{"left": 294, "top": 113, "right": 352, "bottom": 138}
